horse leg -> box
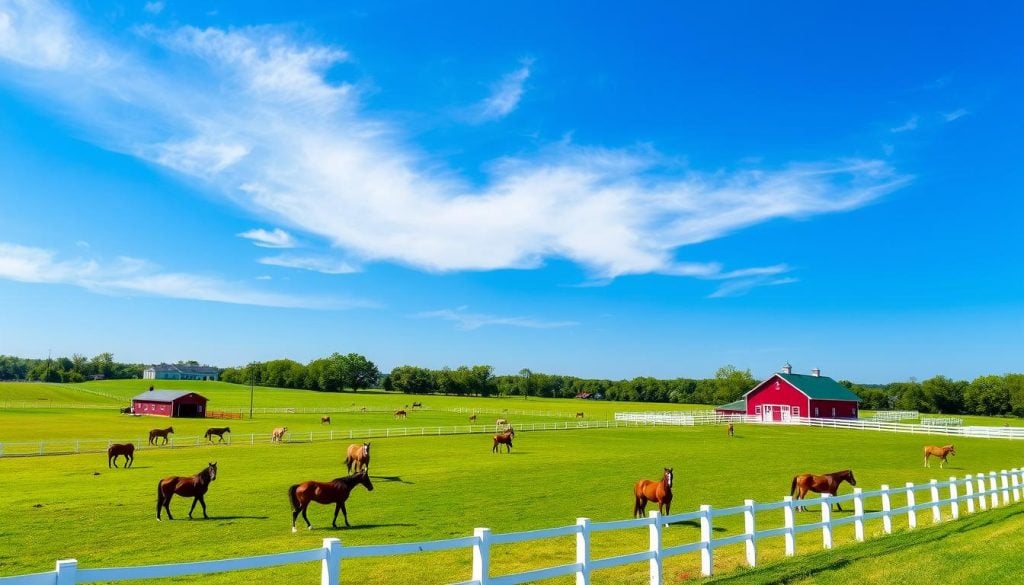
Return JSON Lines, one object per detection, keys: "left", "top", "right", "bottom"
{"left": 340, "top": 502, "right": 350, "bottom": 527}
{"left": 301, "top": 503, "right": 313, "bottom": 530}
{"left": 198, "top": 495, "right": 208, "bottom": 519}
{"left": 109, "top": 455, "right": 115, "bottom": 468}
{"left": 156, "top": 485, "right": 163, "bottom": 520}
{"left": 189, "top": 496, "right": 199, "bottom": 519}
{"left": 127, "top": 454, "right": 133, "bottom": 468}
{"left": 164, "top": 493, "right": 174, "bottom": 520}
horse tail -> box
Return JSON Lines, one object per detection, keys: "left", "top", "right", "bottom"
{"left": 790, "top": 476, "right": 797, "bottom": 497}
{"left": 156, "top": 480, "right": 164, "bottom": 517}
{"left": 288, "top": 484, "right": 300, "bottom": 513}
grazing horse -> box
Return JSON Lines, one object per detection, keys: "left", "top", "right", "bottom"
{"left": 412, "top": 402, "right": 423, "bottom": 409}
{"left": 634, "top": 468, "right": 674, "bottom": 517}
{"left": 107, "top": 443, "right": 135, "bottom": 468}
{"left": 496, "top": 417, "right": 508, "bottom": 428}
{"left": 728, "top": 423, "right": 734, "bottom": 437}
{"left": 204, "top": 427, "right": 231, "bottom": 443}
{"left": 492, "top": 427, "right": 515, "bottom": 453}
{"left": 346, "top": 442, "right": 371, "bottom": 474}
{"left": 120, "top": 406, "right": 133, "bottom": 414}
{"left": 289, "top": 471, "right": 375, "bottom": 531}
{"left": 791, "top": 469, "right": 857, "bottom": 512}
{"left": 576, "top": 412, "right": 584, "bottom": 419}
{"left": 271, "top": 427, "right": 288, "bottom": 442}
{"left": 157, "top": 462, "right": 218, "bottom": 520}
{"left": 148, "top": 426, "right": 174, "bottom": 446}
{"left": 924, "top": 444, "right": 956, "bottom": 468}
{"left": 394, "top": 409, "right": 407, "bottom": 419}
{"left": 321, "top": 416, "right": 331, "bottom": 425}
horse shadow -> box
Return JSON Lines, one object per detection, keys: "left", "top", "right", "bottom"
{"left": 204, "top": 515, "right": 271, "bottom": 521}
{"left": 322, "top": 523, "right": 415, "bottom": 531}
{"left": 370, "top": 475, "right": 415, "bottom": 485}
{"left": 672, "top": 519, "right": 727, "bottom": 532}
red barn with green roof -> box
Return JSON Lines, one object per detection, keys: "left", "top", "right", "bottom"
{"left": 743, "top": 364, "right": 861, "bottom": 421}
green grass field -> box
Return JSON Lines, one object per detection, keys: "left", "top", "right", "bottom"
{"left": 1, "top": 382, "right": 1023, "bottom": 584}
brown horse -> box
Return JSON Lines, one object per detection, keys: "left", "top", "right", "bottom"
{"left": 492, "top": 427, "right": 515, "bottom": 453}
{"left": 924, "top": 444, "right": 956, "bottom": 468}
{"left": 157, "top": 462, "right": 218, "bottom": 520}
{"left": 728, "top": 423, "right": 734, "bottom": 437}
{"left": 321, "top": 416, "right": 331, "bottom": 425}
{"left": 288, "top": 471, "right": 374, "bottom": 531}
{"left": 634, "top": 468, "right": 673, "bottom": 517}
{"left": 576, "top": 412, "right": 584, "bottom": 418}
{"left": 394, "top": 409, "right": 407, "bottom": 419}
{"left": 148, "top": 426, "right": 174, "bottom": 446}
{"left": 412, "top": 402, "right": 423, "bottom": 409}
{"left": 107, "top": 443, "right": 135, "bottom": 468}
{"left": 468, "top": 414, "right": 477, "bottom": 422}
{"left": 346, "top": 442, "right": 371, "bottom": 474}
{"left": 791, "top": 469, "right": 857, "bottom": 512}
{"left": 271, "top": 427, "right": 288, "bottom": 442}
{"left": 204, "top": 427, "right": 231, "bottom": 443}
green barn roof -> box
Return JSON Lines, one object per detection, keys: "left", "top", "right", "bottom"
{"left": 776, "top": 373, "right": 862, "bottom": 402}
{"left": 716, "top": 399, "right": 747, "bottom": 411}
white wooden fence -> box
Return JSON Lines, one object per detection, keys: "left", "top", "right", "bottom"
{"left": 872, "top": 410, "right": 919, "bottom": 421}
{"left": 4, "top": 468, "right": 1022, "bottom": 585}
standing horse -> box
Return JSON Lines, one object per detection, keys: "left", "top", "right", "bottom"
{"left": 156, "top": 462, "right": 218, "bottom": 520}
{"left": 271, "top": 427, "right": 288, "bottom": 442}
{"left": 120, "top": 406, "right": 133, "bottom": 414}
{"left": 634, "top": 468, "right": 673, "bottom": 517}
{"left": 468, "top": 414, "right": 477, "bottom": 422}
{"left": 288, "top": 471, "right": 375, "bottom": 531}
{"left": 204, "top": 427, "right": 231, "bottom": 443}
{"left": 107, "top": 443, "right": 135, "bottom": 468}
{"left": 492, "top": 427, "right": 515, "bottom": 453}
{"left": 394, "top": 410, "right": 408, "bottom": 419}
{"left": 412, "top": 402, "right": 423, "bottom": 409}
{"left": 791, "top": 469, "right": 857, "bottom": 512}
{"left": 924, "top": 444, "right": 956, "bottom": 468}
{"left": 321, "top": 416, "right": 331, "bottom": 425}
{"left": 346, "top": 442, "right": 371, "bottom": 474}
{"left": 148, "top": 426, "right": 174, "bottom": 446}
{"left": 576, "top": 412, "right": 584, "bottom": 419}
{"left": 728, "top": 423, "right": 735, "bottom": 437}
{"left": 496, "top": 417, "right": 508, "bottom": 428}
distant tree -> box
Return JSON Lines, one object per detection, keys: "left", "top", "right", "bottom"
{"left": 342, "top": 353, "right": 380, "bottom": 391}
{"left": 390, "top": 365, "right": 435, "bottom": 394}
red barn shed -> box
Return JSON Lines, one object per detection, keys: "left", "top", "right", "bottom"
{"left": 715, "top": 399, "right": 747, "bottom": 415}
{"left": 131, "top": 390, "right": 208, "bottom": 418}
{"left": 744, "top": 364, "right": 861, "bottom": 422}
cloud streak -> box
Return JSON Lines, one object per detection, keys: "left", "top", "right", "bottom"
{"left": 471, "top": 60, "right": 532, "bottom": 122}
{"left": 417, "top": 307, "right": 578, "bottom": 330}
{"left": 238, "top": 227, "right": 298, "bottom": 248}
{"left": 0, "top": 242, "right": 369, "bottom": 309}
{"left": 0, "top": 1, "right": 911, "bottom": 293}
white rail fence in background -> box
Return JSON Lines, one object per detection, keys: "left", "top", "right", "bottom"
{"left": 872, "top": 410, "right": 920, "bottom": 421}
{"left": 4, "top": 468, "right": 1022, "bottom": 585}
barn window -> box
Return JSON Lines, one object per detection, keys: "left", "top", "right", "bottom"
{"left": 831, "top": 407, "right": 836, "bottom": 417}
{"left": 814, "top": 407, "right": 819, "bottom": 417}
{"left": 793, "top": 406, "right": 800, "bottom": 417}
{"left": 755, "top": 405, "right": 762, "bottom": 414}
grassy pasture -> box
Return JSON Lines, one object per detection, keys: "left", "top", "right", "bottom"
{"left": 2, "top": 383, "right": 1024, "bottom": 584}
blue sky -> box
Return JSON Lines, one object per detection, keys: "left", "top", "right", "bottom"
{"left": 0, "top": 1, "right": 1020, "bottom": 384}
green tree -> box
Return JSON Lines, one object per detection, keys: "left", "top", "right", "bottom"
{"left": 342, "top": 353, "right": 380, "bottom": 391}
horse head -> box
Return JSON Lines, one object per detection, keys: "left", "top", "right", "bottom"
{"left": 207, "top": 462, "right": 218, "bottom": 481}
{"left": 363, "top": 442, "right": 371, "bottom": 457}
{"left": 843, "top": 470, "right": 856, "bottom": 486}
{"left": 664, "top": 467, "right": 674, "bottom": 488}
{"left": 947, "top": 445, "right": 956, "bottom": 456}
{"left": 359, "top": 471, "right": 374, "bottom": 492}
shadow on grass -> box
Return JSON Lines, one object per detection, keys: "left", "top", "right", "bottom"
{"left": 370, "top": 475, "right": 414, "bottom": 484}
{"left": 317, "top": 523, "right": 416, "bottom": 531}
{"left": 672, "top": 520, "right": 727, "bottom": 532}
{"left": 704, "top": 506, "right": 1024, "bottom": 584}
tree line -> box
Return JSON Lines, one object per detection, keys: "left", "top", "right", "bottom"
{"left": 0, "top": 353, "right": 143, "bottom": 382}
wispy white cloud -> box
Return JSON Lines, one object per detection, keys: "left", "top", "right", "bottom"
{"left": 417, "top": 306, "right": 578, "bottom": 330}
{"left": 0, "top": 242, "right": 368, "bottom": 309}
{"left": 471, "top": 60, "right": 532, "bottom": 122}
{"left": 238, "top": 227, "right": 297, "bottom": 248}
{"left": 708, "top": 276, "right": 799, "bottom": 299}
{"left": 144, "top": 2, "right": 164, "bottom": 15}
{"left": 890, "top": 115, "right": 918, "bottom": 133}
{"left": 942, "top": 108, "right": 969, "bottom": 122}
{"left": 0, "top": 2, "right": 911, "bottom": 295}
{"left": 258, "top": 254, "right": 359, "bottom": 274}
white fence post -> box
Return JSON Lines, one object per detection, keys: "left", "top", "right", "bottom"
{"left": 905, "top": 482, "right": 917, "bottom": 529}
{"left": 55, "top": 559, "right": 77, "bottom": 585}
{"left": 1000, "top": 470, "right": 1010, "bottom": 505}
{"left": 699, "top": 505, "right": 713, "bottom": 577}
{"left": 976, "top": 474, "right": 987, "bottom": 511}
{"left": 820, "top": 496, "right": 832, "bottom": 549}
{"left": 989, "top": 472, "right": 999, "bottom": 508}
{"left": 473, "top": 528, "right": 491, "bottom": 585}
{"left": 648, "top": 511, "right": 662, "bottom": 585}
{"left": 880, "top": 485, "right": 892, "bottom": 534}
{"left": 949, "top": 477, "right": 959, "bottom": 520}
{"left": 743, "top": 499, "right": 756, "bottom": 567}
{"left": 576, "top": 518, "right": 591, "bottom": 585}
{"left": 853, "top": 488, "right": 864, "bottom": 542}
{"left": 1012, "top": 468, "right": 1021, "bottom": 502}
{"left": 321, "top": 538, "right": 341, "bottom": 585}
{"left": 783, "top": 496, "right": 796, "bottom": 556}
{"left": 965, "top": 475, "right": 975, "bottom": 513}
{"left": 929, "top": 480, "right": 941, "bottom": 523}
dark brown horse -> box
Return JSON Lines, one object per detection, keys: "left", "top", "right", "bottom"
{"left": 492, "top": 427, "right": 515, "bottom": 453}
{"left": 791, "top": 469, "right": 856, "bottom": 512}
{"left": 346, "top": 442, "right": 371, "bottom": 474}
{"left": 157, "top": 462, "right": 218, "bottom": 520}
{"left": 412, "top": 402, "right": 423, "bottom": 409}
{"left": 321, "top": 416, "right": 331, "bottom": 424}
{"left": 394, "top": 409, "right": 408, "bottom": 419}
{"left": 204, "top": 427, "right": 231, "bottom": 443}
{"left": 634, "top": 468, "right": 673, "bottom": 517}
{"left": 288, "top": 471, "right": 374, "bottom": 531}
{"left": 120, "top": 406, "right": 133, "bottom": 414}
{"left": 576, "top": 412, "right": 584, "bottom": 418}
{"left": 107, "top": 443, "right": 135, "bottom": 468}
{"left": 148, "top": 426, "right": 174, "bottom": 446}
{"left": 924, "top": 444, "right": 955, "bottom": 468}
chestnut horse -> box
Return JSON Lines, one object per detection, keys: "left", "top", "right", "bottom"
{"left": 634, "top": 468, "right": 673, "bottom": 517}
{"left": 492, "top": 427, "right": 515, "bottom": 453}
{"left": 469, "top": 414, "right": 477, "bottom": 422}
{"left": 346, "top": 442, "right": 371, "bottom": 474}
{"left": 204, "top": 427, "right": 231, "bottom": 443}
{"left": 924, "top": 444, "right": 956, "bottom": 468}
{"left": 157, "top": 462, "right": 218, "bottom": 520}
{"left": 148, "top": 426, "right": 174, "bottom": 446}
{"left": 107, "top": 443, "right": 135, "bottom": 468}
{"left": 394, "top": 410, "right": 407, "bottom": 419}
{"left": 288, "top": 471, "right": 374, "bottom": 531}
{"left": 576, "top": 412, "right": 584, "bottom": 418}
{"left": 271, "top": 427, "right": 288, "bottom": 442}
{"left": 321, "top": 416, "right": 331, "bottom": 425}
{"left": 791, "top": 469, "right": 856, "bottom": 512}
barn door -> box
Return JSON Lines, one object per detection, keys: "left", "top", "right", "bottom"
{"left": 781, "top": 405, "right": 791, "bottom": 422}
{"left": 762, "top": 404, "right": 773, "bottom": 422}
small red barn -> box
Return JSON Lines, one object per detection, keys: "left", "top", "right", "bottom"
{"left": 715, "top": 399, "right": 747, "bottom": 415}
{"left": 744, "top": 364, "right": 860, "bottom": 421}
{"left": 131, "top": 390, "right": 208, "bottom": 418}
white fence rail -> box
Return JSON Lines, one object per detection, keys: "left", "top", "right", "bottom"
{"left": 4, "top": 468, "right": 1022, "bottom": 584}
{"left": 872, "top": 410, "right": 920, "bottom": 421}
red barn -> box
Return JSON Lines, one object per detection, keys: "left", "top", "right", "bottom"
{"left": 715, "top": 399, "right": 746, "bottom": 415}
{"left": 743, "top": 364, "right": 861, "bottom": 421}
{"left": 131, "top": 390, "right": 208, "bottom": 418}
